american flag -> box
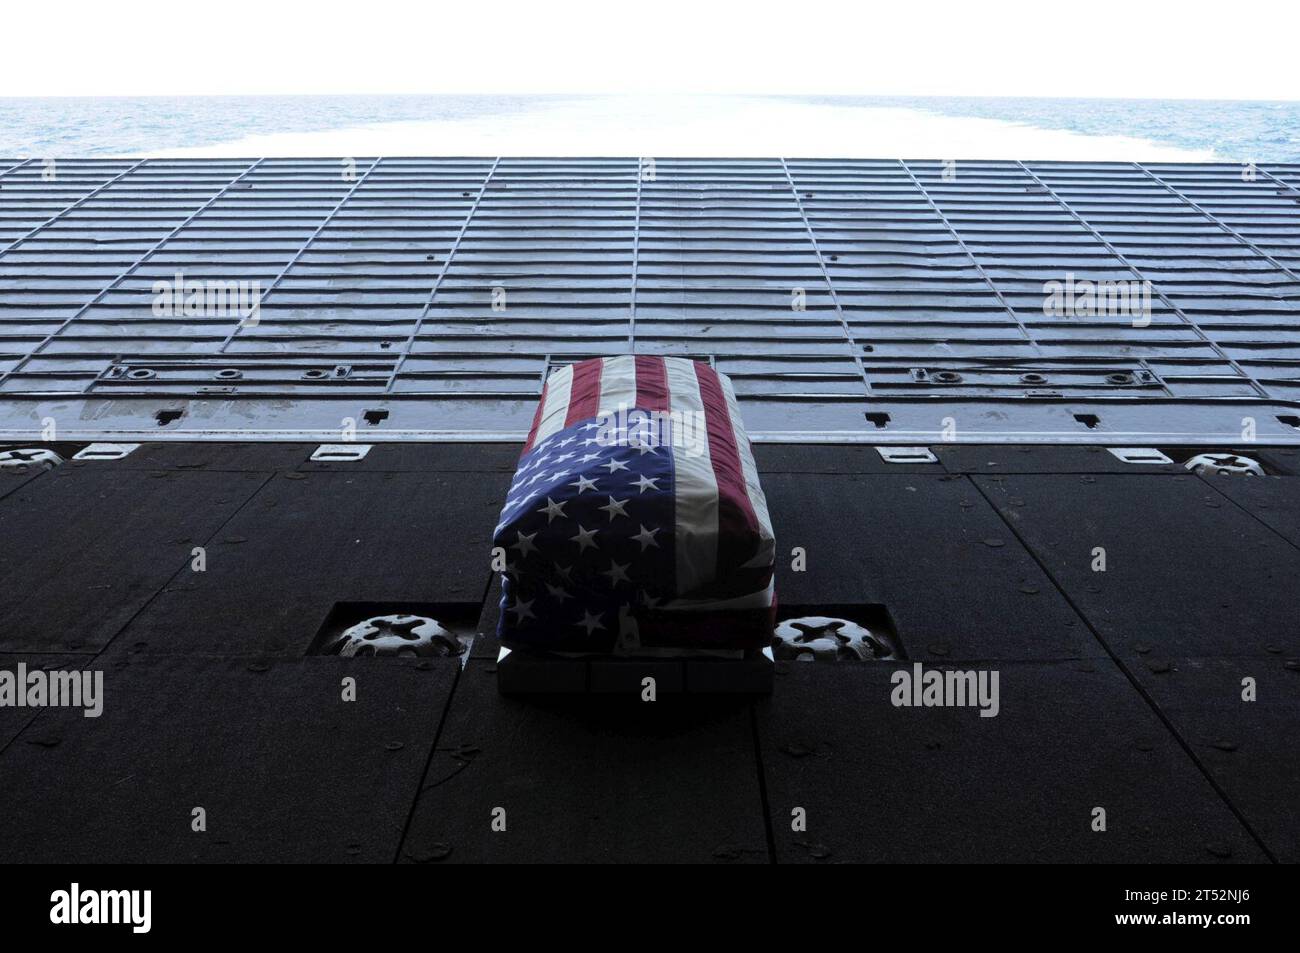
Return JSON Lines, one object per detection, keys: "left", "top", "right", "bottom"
{"left": 494, "top": 356, "right": 776, "bottom": 653}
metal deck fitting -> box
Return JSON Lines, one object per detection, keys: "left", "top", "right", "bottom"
{"left": 2, "top": 157, "right": 1299, "bottom": 443}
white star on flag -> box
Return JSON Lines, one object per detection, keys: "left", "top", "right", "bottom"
{"left": 602, "top": 560, "right": 631, "bottom": 585}
{"left": 507, "top": 598, "right": 536, "bottom": 621}
{"left": 570, "top": 524, "right": 600, "bottom": 552}
{"left": 598, "top": 496, "right": 629, "bottom": 521}
{"left": 576, "top": 609, "right": 605, "bottom": 634}
{"left": 538, "top": 497, "right": 567, "bottom": 522}
{"left": 632, "top": 524, "right": 660, "bottom": 550}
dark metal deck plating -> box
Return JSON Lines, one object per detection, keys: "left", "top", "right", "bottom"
{"left": 1, "top": 441, "right": 1296, "bottom": 862}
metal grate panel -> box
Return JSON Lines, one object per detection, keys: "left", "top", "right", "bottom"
{"left": 2, "top": 157, "right": 1300, "bottom": 442}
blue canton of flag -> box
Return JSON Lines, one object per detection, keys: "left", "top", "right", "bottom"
{"left": 496, "top": 419, "right": 675, "bottom": 651}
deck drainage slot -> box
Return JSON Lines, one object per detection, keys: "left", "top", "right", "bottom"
{"left": 1019, "top": 373, "right": 1048, "bottom": 385}
{"left": 214, "top": 368, "right": 242, "bottom": 380}
{"left": 1105, "top": 372, "right": 1135, "bottom": 386}
{"left": 876, "top": 446, "right": 937, "bottom": 464}
{"left": 301, "top": 369, "right": 329, "bottom": 380}
{"left": 310, "top": 444, "right": 371, "bottom": 462}
{"left": 308, "top": 602, "right": 480, "bottom": 661}
{"left": 154, "top": 409, "right": 183, "bottom": 426}
{"left": 932, "top": 371, "right": 963, "bottom": 384}
{"left": 1106, "top": 447, "right": 1173, "bottom": 465}
{"left": 126, "top": 368, "right": 157, "bottom": 381}
{"left": 363, "top": 409, "right": 389, "bottom": 426}
{"left": 1074, "top": 413, "right": 1101, "bottom": 430}
{"left": 773, "top": 604, "right": 903, "bottom": 662}
{"left": 865, "top": 412, "right": 891, "bottom": 429}
{"left": 72, "top": 442, "right": 140, "bottom": 461}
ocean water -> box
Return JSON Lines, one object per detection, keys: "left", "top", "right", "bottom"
{"left": 819, "top": 96, "right": 1300, "bottom": 161}
{"left": 0, "top": 95, "right": 558, "bottom": 157}
{"left": 1, "top": 94, "right": 1297, "bottom": 160}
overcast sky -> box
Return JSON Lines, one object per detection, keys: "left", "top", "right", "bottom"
{"left": 3, "top": 0, "right": 1297, "bottom": 100}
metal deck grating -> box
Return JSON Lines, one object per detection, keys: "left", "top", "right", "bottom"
{"left": 2, "top": 157, "right": 1300, "bottom": 442}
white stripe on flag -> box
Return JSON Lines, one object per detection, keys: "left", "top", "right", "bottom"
{"left": 664, "top": 357, "right": 718, "bottom": 594}
{"left": 532, "top": 363, "right": 574, "bottom": 446}
{"left": 661, "top": 357, "right": 705, "bottom": 414}
{"left": 596, "top": 355, "right": 637, "bottom": 416}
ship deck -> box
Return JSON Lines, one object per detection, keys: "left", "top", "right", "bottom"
{"left": 1, "top": 158, "right": 1297, "bottom": 863}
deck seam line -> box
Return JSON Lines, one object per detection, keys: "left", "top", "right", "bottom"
{"left": 0, "top": 468, "right": 280, "bottom": 760}
{"left": 748, "top": 703, "right": 779, "bottom": 864}
{"left": 392, "top": 659, "right": 464, "bottom": 863}
{"left": 1014, "top": 160, "right": 1272, "bottom": 401}
{"left": 1193, "top": 470, "right": 1300, "bottom": 556}
{"left": 0, "top": 158, "right": 147, "bottom": 260}
{"left": 779, "top": 158, "right": 872, "bottom": 396}
{"left": 0, "top": 158, "right": 264, "bottom": 390}
{"left": 1134, "top": 163, "right": 1300, "bottom": 284}
{"left": 898, "top": 159, "right": 1038, "bottom": 349}
{"left": 217, "top": 157, "right": 384, "bottom": 353}
{"left": 969, "top": 473, "right": 1279, "bottom": 863}
{"left": 0, "top": 157, "right": 34, "bottom": 180}
{"left": 90, "top": 470, "right": 280, "bottom": 659}
{"left": 386, "top": 158, "right": 501, "bottom": 393}
{"left": 629, "top": 157, "right": 643, "bottom": 352}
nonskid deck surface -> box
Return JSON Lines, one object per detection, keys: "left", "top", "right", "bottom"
{"left": 0, "top": 441, "right": 1295, "bottom": 862}
{"left": 2, "top": 158, "right": 1300, "bottom": 442}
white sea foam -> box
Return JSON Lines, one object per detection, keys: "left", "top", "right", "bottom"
{"left": 155, "top": 94, "right": 1213, "bottom": 160}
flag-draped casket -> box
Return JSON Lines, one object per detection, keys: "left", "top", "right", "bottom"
{"left": 494, "top": 356, "right": 776, "bottom": 653}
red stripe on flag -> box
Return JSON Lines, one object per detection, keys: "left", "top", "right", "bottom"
{"left": 521, "top": 379, "right": 548, "bottom": 456}
{"left": 694, "top": 362, "right": 759, "bottom": 575}
{"left": 565, "top": 358, "right": 603, "bottom": 427}
{"left": 634, "top": 355, "right": 670, "bottom": 411}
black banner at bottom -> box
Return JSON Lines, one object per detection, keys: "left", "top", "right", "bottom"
{"left": 4, "top": 863, "right": 1284, "bottom": 940}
